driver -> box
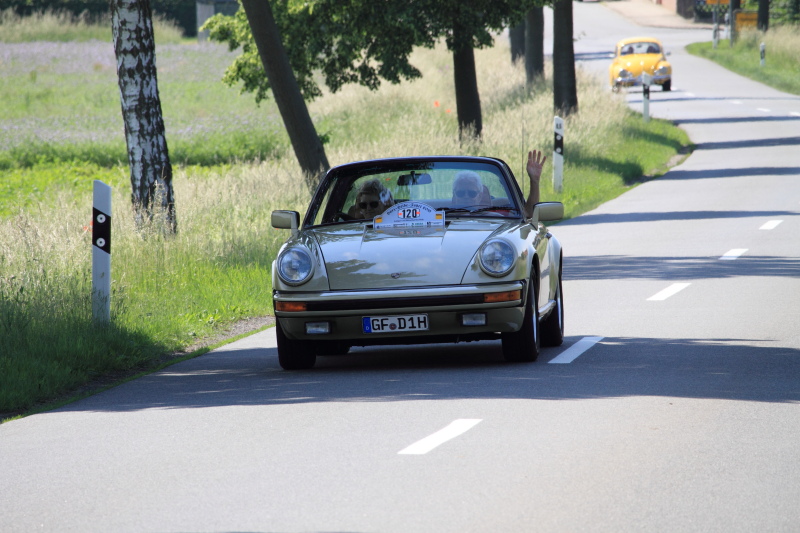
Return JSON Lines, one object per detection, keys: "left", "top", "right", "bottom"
{"left": 348, "top": 179, "right": 395, "bottom": 219}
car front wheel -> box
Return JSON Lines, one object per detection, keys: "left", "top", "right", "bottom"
{"left": 501, "top": 277, "right": 541, "bottom": 362}
{"left": 541, "top": 259, "right": 564, "bottom": 347}
{"left": 662, "top": 80, "right": 671, "bottom": 91}
{"left": 276, "top": 320, "right": 317, "bottom": 370}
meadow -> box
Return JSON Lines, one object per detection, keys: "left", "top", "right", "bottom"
{"left": 0, "top": 12, "right": 691, "bottom": 417}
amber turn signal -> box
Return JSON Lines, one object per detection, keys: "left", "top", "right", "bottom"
{"left": 276, "top": 301, "right": 307, "bottom": 312}
{"left": 483, "top": 290, "right": 522, "bottom": 303}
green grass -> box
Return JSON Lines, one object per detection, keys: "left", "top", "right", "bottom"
{"left": 687, "top": 26, "right": 800, "bottom": 95}
{"left": 0, "top": 16, "right": 692, "bottom": 418}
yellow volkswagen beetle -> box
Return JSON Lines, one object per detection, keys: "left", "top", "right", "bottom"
{"left": 609, "top": 37, "right": 672, "bottom": 91}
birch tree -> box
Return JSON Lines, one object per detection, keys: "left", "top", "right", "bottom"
{"left": 110, "top": 0, "right": 176, "bottom": 232}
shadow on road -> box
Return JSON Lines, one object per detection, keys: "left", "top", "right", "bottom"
{"left": 558, "top": 209, "right": 798, "bottom": 225}
{"left": 561, "top": 254, "right": 800, "bottom": 281}
{"left": 53, "top": 334, "right": 800, "bottom": 414}
{"left": 659, "top": 166, "right": 800, "bottom": 180}
{"left": 675, "top": 115, "right": 800, "bottom": 125}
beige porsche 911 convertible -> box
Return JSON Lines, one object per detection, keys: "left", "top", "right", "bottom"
{"left": 271, "top": 156, "right": 565, "bottom": 369}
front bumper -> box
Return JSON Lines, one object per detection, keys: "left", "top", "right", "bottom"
{"left": 274, "top": 281, "right": 527, "bottom": 345}
{"left": 613, "top": 74, "right": 670, "bottom": 87}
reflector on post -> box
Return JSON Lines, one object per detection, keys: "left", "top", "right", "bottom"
{"left": 92, "top": 180, "right": 112, "bottom": 324}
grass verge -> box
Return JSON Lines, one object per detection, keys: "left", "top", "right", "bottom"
{"left": 686, "top": 26, "right": 800, "bottom": 95}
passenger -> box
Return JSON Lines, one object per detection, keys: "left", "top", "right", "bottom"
{"left": 524, "top": 149, "right": 546, "bottom": 219}
{"left": 451, "top": 149, "right": 546, "bottom": 219}
{"left": 349, "top": 179, "right": 394, "bottom": 219}
{"left": 452, "top": 171, "right": 491, "bottom": 208}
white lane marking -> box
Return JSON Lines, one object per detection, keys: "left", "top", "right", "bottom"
{"left": 760, "top": 220, "right": 783, "bottom": 230}
{"left": 398, "top": 419, "right": 482, "bottom": 455}
{"left": 720, "top": 248, "right": 748, "bottom": 260}
{"left": 791, "top": 112, "right": 800, "bottom": 117}
{"left": 647, "top": 282, "right": 691, "bottom": 301}
{"left": 757, "top": 108, "right": 771, "bottom": 113}
{"left": 729, "top": 100, "right": 742, "bottom": 104}
{"left": 548, "top": 336, "right": 604, "bottom": 364}
{"left": 686, "top": 92, "right": 695, "bottom": 97}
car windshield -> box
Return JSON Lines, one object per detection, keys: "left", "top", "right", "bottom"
{"left": 619, "top": 41, "right": 661, "bottom": 55}
{"left": 307, "top": 160, "right": 522, "bottom": 226}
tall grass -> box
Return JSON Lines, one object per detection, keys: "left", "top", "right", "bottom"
{"left": 0, "top": 19, "right": 690, "bottom": 415}
{"left": 1, "top": 162, "right": 306, "bottom": 414}
{"left": 687, "top": 26, "right": 800, "bottom": 95}
{"left": 0, "top": 7, "right": 185, "bottom": 43}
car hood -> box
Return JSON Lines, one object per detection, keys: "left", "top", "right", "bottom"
{"left": 310, "top": 219, "right": 512, "bottom": 290}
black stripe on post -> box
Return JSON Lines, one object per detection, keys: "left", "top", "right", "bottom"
{"left": 554, "top": 131, "right": 564, "bottom": 155}
{"left": 93, "top": 207, "right": 111, "bottom": 254}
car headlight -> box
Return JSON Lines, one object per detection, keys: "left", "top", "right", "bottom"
{"left": 277, "top": 247, "right": 315, "bottom": 286}
{"left": 655, "top": 66, "right": 670, "bottom": 75}
{"left": 479, "top": 239, "right": 516, "bottom": 277}
{"left": 618, "top": 69, "right": 632, "bottom": 79}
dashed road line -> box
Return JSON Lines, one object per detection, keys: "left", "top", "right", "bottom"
{"left": 760, "top": 220, "right": 783, "bottom": 230}
{"left": 720, "top": 248, "right": 748, "bottom": 260}
{"left": 548, "top": 336, "right": 604, "bottom": 364}
{"left": 398, "top": 419, "right": 482, "bottom": 455}
{"left": 647, "top": 282, "right": 691, "bottom": 301}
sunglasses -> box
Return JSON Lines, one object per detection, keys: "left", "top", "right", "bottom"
{"left": 455, "top": 189, "right": 479, "bottom": 199}
{"left": 358, "top": 201, "right": 381, "bottom": 209}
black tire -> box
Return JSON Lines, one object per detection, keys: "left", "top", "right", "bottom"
{"left": 541, "top": 259, "right": 564, "bottom": 347}
{"left": 276, "top": 320, "right": 317, "bottom": 370}
{"left": 501, "top": 276, "right": 541, "bottom": 362}
{"left": 662, "top": 80, "right": 671, "bottom": 91}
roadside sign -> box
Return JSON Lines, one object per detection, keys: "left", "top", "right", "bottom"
{"left": 735, "top": 10, "right": 758, "bottom": 30}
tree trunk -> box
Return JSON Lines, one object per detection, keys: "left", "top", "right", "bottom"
{"left": 524, "top": 7, "right": 544, "bottom": 86}
{"left": 110, "top": 0, "right": 175, "bottom": 232}
{"left": 239, "top": 0, "right": 329, "bottom": 191}
{"left": 757, "top": 0, "right": 769, "bottom": 30}
{"left": 452, "top": 21, "right": 482, "bottom": 142}
{"left": 509, "top": 21, "right": 525, "bottom": 63}
{"left": 552, "top": 0, "right": 578, "bottom": 115}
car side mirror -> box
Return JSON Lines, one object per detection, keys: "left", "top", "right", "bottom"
{"left": 531, "top": 202, "right": 564, "bottom": 225}
{"left": 272, "top": 210, "right": 300, "bottom": 236}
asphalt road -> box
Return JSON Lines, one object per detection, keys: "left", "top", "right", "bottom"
{"left": 2, "top": 4, "right": 799, "bottom": 532}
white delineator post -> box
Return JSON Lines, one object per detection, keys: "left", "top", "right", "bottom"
{"left": 553, "top": 116, "right": 564, "bottom": 193}
{"left": 642, "top": 71, "right": 652, "bottom": 123}
{"left": 92, "top": 180, "right": 112, "bottom": 323}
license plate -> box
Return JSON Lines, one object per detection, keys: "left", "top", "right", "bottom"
{"left": 362, "top": 314, "right": 429, "bottom": 334}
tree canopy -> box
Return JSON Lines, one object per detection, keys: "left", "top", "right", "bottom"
{"left": 203, "top": 0, "right": 433, "bottom": 103}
